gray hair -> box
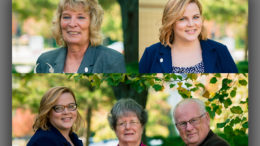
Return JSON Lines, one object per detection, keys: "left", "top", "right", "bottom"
{"left": 173, "top": 98, "right": 206, "bottom": 121}
{"left": 108, "top": 98, "right": 148, "bottom": 130}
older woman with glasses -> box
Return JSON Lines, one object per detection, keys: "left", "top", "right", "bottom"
{"left": 27, "top": 87, "right": 83, "bottom": 146}
{"left": 108, "top": 98, "right": 148, "bottom": 146}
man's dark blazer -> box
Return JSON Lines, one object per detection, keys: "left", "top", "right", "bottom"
{"left": 139, "top": 39, "right": 238, "bottom": 73}
{"left": 35, "top": 45, "right": 126, "bottom": 73}
{"left": 27, "top": 124, "right": 83, "bottom": 146}
{"left": 198, "top": 130, "right": 230, "bottom": 146}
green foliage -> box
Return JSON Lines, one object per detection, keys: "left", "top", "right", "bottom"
{"left": 210, "top": 77, "right": 217, "bottom": 84}
{"left": 237, "top": 61, "right": 248, "bottom": 73}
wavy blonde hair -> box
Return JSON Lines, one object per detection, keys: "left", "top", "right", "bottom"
{"left": 52, "top": 0, "right": 104, "bottom": 47}
{"left": 33, "top": 86, "right": 83, "bottom": 132}
{"left": 159, "top": 0, "right": 207, "bottom": 47}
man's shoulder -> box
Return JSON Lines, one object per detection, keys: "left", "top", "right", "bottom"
{"left": 201, "top": 130, "right": 230, "bottom": 146}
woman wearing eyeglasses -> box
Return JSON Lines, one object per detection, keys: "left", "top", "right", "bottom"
{"left": 108, "top": 98, "right": 148, "bottom": 146}
{"left": 27, "top": 87, "right": 83, "bottom": 146}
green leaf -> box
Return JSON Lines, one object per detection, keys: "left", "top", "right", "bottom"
{"left": 230, "top": 117, "right": 241, "bottom": 126}
{"left": 153, "top": 84, "right": 163, "bottom": 91}
{"left": 195, "top": 83, "right": 205, "bottom": 89}
{"left": 190, "top": 87, "right": 198, "bottom": 92}
{"left": 215, "top": 73, "right": 221, "bottom": 77}
{"left": 242, "top": 122, "right": 248, "bottom": 128}
{"left": 217, "top": 122, "right": 227, "bottom": 128}
{"left": 224, "top": 98, "right": 232, "bottom": 108}
{"left": 230, "top": 89, "right": 236, "bottom": 97}
{"left": 210, "top": 77, "right": 217, "bottom": 84}
{"left": 170, "top": 84, "right": 175, "bottom": 88}
{"left": 177, "top": 75, "right": 183, "bottom": 80}
{"left": 239, "top": 79, "right": 247, "bottom": 86}
{"left": 217, "top": 119, "right": 230, "bottom": 128}
{"left": 224, "top": 125, "right": 233, "bottom": 136}
{"left": 185, "top": 83, "right": 192, "bottom": 88}
{"left": 206, "top": 106, "right": 215, "bottom": 119}
{"left": 230, "top": 106, "right": 243, "bottom": 114}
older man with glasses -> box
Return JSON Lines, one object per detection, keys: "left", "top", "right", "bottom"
{"left": 173, "top": 98, "right": 229, "bottom": 146}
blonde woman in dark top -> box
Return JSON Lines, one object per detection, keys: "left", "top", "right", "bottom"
{"left": 35, "top": 0, "right": 126, "bottom": 73}
{"left": 139, "top": 0, "right": 238, "bottom": 73}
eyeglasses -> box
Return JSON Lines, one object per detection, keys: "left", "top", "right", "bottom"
{"left": 175, "top": 113, "right": 206, "bottom": 129}
{"left": 52, "top": 103, "right": 77, "bottom": 113}
{"left": 117, "top": 121, "right": 140, "bottom": 128}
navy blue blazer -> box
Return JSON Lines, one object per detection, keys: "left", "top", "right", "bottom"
{"left": 139, "top": 39, "right": 238, "bottom": 73}
{"left": 27, "top": 124, "right": 83, "bottom": 146}
{"left": 35, "top": 45, "right": 126, "bottom": 73}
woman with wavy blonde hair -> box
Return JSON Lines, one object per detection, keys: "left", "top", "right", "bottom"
{"left": 139, "top": 0, "right": 238, "bottom": 73}
{"left": 35, "top": 0, "right": 126, "bottom": 73}
{"left": 27, "top": 86, "right": 84, "bottom": 146}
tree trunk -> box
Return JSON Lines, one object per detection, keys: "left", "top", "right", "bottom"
{"left": 86, "top": 106, "right": 92, "bottom": 146}
{"left": 117, "top": 0, "right": 138, "bottom": 64}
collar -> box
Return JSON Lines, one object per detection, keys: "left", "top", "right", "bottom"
{"left": 53, "top": 46, "right": 97, "bottom": 73}
{"left": 157, "top": 39, "right": 217, "bottom": 73}
{"left": 158, "top": 44, "right": 172, "bottom": 73}
{"left": 198, "top": 130, "right": 214, "bottom": 146}
{"left": 200, "top": 40, "right": 217, "bottom": 73}
{"left": 53, "top": 47, "right": 67, "bottom": 73}
{"left": 47, "top": 123, "right": 82, "bottom": 146}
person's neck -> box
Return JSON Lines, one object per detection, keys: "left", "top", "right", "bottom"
{"left": 119, "top": 140, "right": 141, "bottom": 146}
{"left": 66, "top": 43, "right": 89, "bottom": 60}
{"left": 172, "top": 39, "right": 200, "bottom": 52}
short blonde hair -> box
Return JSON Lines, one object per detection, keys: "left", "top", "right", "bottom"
{"left": 52, "top": 0, "right": 104, "bottom": 47}
{"left": 33, "top": 86, "right": 83, "bottom": 132}
{"left": 159, "top": 0, "right": 207, "bottom": 47}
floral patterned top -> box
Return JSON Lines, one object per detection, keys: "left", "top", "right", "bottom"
{"left": 172, "top": 61, "right": 204, "bottom": 73}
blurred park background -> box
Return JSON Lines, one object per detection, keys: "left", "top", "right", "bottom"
{"left": 12, "top": 73, "right": 248, "bottom": 146}
{"left": 12, "top": 0, "right": 139, "bottom": 73}
{"left": 139, "top": 0, "right": 248, "bottom": 73}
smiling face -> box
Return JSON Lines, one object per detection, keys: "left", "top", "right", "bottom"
{"left": 60, "top": 8, "right": 90, "bottom": 46}
{"left": 173, "top": 2, "right": 202, "bottom": 43}
{"left": 49, "top": 92, "right": 77, "bottom": 134}
{"left": 175, "top": 102, "right": 210, "bottom": 146}
{"left": 115, "top": 112, "right": 144, "bottom": 145}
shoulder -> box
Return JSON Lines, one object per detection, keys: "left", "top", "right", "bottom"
{"left": 37, "top": 47, "right": 65, "bottom": 63}
{"left": 201, "top": 39, "right": 228, "bottom": 52}
{"left": 27, "top": 129, "right": 59, "bottom": 146}
{"left": 203, "top": 131, "right": 230, "bottom": 146}
{"left": 95, "top": 45, "right": 123, "bottom": 58}
{"left": 92, "top": 45, "right": 126, "bottom": 73}
{"left": 144, "top": 42, "right": 165, "bottom": 54}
